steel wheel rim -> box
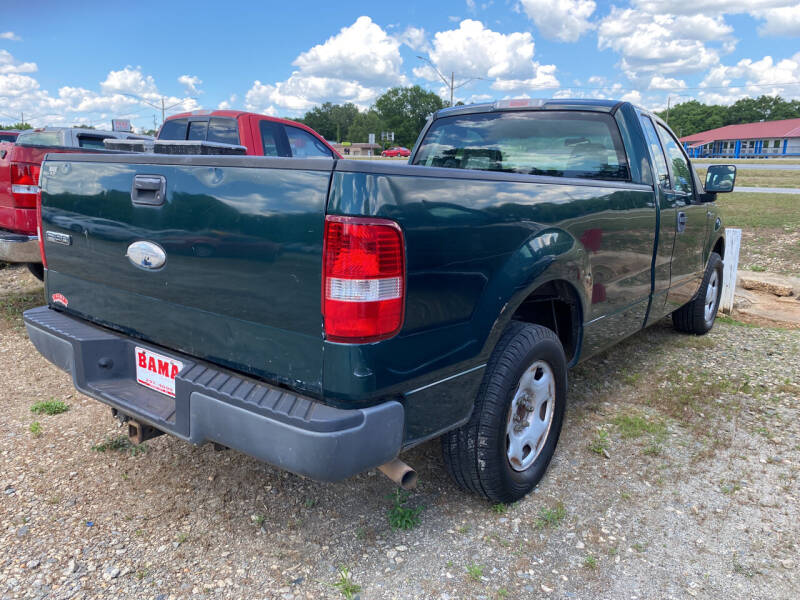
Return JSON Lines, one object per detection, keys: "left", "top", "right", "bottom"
{"left": 505, "top": 360, "right": 555, "bottom": 472}
{"left": 704, "top": 269, "right": 719, "bottom": 323}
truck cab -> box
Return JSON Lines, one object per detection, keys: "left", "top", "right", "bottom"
{"left": 158, "top": 110, "right": 341, "bottom": 158}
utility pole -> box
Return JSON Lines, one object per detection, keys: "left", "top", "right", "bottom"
{"left": 665, "top": 96, "right": 671, "bottom": 126}
{"left": 121, "top": 93, "right": 196, "bottom": 126}
{"left": 416, "top": 56, "right": 483, "bottom": 107}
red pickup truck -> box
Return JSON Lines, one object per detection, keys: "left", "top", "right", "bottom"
{"left": 158, "top": 110, "right": 341, "bottom": 158}
{"left": 0, "top": 128, "right": 151, "bottom": 279}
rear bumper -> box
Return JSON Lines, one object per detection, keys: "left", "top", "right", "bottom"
{"left": 0, "top": 230, "right": 39, "bottom": 263}
{"left": 23, "top": 306, "right": 404, "bottom": 481}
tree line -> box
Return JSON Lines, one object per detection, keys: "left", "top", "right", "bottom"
{"left": 655, "top": 95, "right": 800, "bottom": 138}
{"left": 297, "top": 85, "right": 446, "bottom": 148}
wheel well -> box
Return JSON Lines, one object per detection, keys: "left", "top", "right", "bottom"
{"left": 712, "top": 236, "right": 724, "bottom": 260}
{"left": 510, "top": 280, "right": 582, "bottom": 362}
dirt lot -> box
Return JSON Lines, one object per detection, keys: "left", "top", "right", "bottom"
{"left": 1, "top": 264, "right": 799, "bottom": 600}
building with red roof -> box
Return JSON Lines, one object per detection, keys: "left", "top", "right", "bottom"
{"left": 679, "top": 117, "right": 800, "bottom": 158}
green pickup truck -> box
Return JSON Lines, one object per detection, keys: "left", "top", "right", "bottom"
{"left": 25, "top": 99, "right": 735, "bottom": 502}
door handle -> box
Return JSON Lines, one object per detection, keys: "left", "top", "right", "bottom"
{"left": 131, "top": 175, "right": 166, "bottom": 206}
{"left": 677, "top": 211, "right": 687, "bottom": 233}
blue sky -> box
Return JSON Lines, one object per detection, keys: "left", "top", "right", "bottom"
{"left": 1, "top": 0, "right": 799, "bottom": 131}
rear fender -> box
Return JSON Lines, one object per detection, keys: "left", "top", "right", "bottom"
{"left": 476, "top": 228, "right": 589, "bottom": 361}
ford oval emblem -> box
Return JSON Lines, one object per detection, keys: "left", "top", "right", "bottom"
{"left": 126, "top": 241, "right": 166, "bottom": 270}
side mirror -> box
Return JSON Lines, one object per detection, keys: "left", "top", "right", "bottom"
{"left": 705, "top": 164, "right": 736, "bottom": 193}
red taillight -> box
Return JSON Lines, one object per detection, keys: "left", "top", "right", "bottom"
{"left": 36, "top": 190, "right": 46, "bottom": 269}
{"left": 11, "top": 162, "right": 41, "bottom": 208}
{"left": 322, "top": 215, "right": 405, "bottom": 343}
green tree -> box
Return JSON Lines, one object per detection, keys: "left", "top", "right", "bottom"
{"left": 0, "top": 122, "right": 32, "bottom": 130}
{"left": 346, "top": 110, "right": 383, "bottom": 143}
{"left": 657, "top": 95, "right": 800, "bottom": 137}
{"left": 300, "top": 102, "right": 360, "bottom": 142}
{"left": 374, "top": 86, "right": 445, "bottom": 147}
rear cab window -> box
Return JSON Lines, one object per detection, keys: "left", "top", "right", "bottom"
{"left": 158, "top": 118, "right": 188, "bottom": 140}
{"left": 158, "top": 117, "right": 239, "bottom": 145}
{"left": 413, "top": 110, "right": 630, "bottom": 181}
{"left": 207, "top": 117, "right": 239, "bottom": 145}
{"left": 15, "top": 131, "right": 63, "bottom": 147}
{"left": 77, "top": 135, "right": 109, "bottom": 149}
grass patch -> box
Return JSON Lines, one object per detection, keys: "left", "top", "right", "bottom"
{"left": 29, "top": 421, "right": 42, "bottom": 437}
{"left": 535, "top": 501, "right": 566, "bottom": 529}
{"left": 612, "top": 414, "right": 667, "bottom": 439}
{"left": 588, "top": 429, "right": 610, "bottom": 456}
{"left": 491, "top": 503, "right": 508, "bottom": 514}
{"left": 584, "top": 554, "right": 597, "bottom": 569}
{"left": 30, "top": 400, "right": 69, "bottom": 415}
{"left": 716, "top": 315, "right": 757, "bottom": 328}
{"left": 717, "top": 193, "right": 800, "bottom": 230}
{"left": 387, "top": 489, "right": 424, "bottom": 530}
{"left": 91, "top": 435, "right": 147, "bottom": 456}
{"left": 466, "top": 563, "right": 484, "bottom": 581}
{"left": 0, "top": 290, "right": 42, "bottom": 324}
{"left": 332, "top": 566, "right": 361, "bottom": 600}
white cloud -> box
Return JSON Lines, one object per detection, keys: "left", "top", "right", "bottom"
{"left": 0, "top": 31, "right": 21, "bottom": 41}
{"left": 418, "top": 19, "right": 559, "bottom": 95}
{"left": 218, "top": 94, "right": 237, "bottom": 110}
{"left": 100, "top": 66, "right": 158, "bottom": 96}
{"left": 756, "top": 5, "right": 800, "bottom": 36}
{"left": 0, "top": 53, "right": 199, "bottom": 129}
{"left": 698, "top": 52, "right": 800, "bottom": 104}
{"left": 518, "top": 0, "right": 596, "bottom": 42}
{"left": 178, "top": 74, "right": 202, "bottom": 96}
{"left": 0, "top": 49, "right": 37, "bottom": 74}
{"left": 649, "top": 76, "right": 687, "bottom": 90}
{"left": 399, "top": 26, "right": 429, "bottom": 52}
{"left": 631, "top": 0, "right": 792, "bottom": 14}
{"left": 597, "top": 8, "right": 733, "bottom": 80}
{"left": 245, "top": 16, "right": 406, "bottom": 114}
{"left": 292, "top": 16, "right": 404, "bottom": 86}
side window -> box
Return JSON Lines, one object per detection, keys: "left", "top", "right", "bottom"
{"left": 187, "top": 120, "right": 208, "bottom": 141}
{"left": 639, "top": 116, "right": 669, "bottom": 185}
{"left": 207, "top": 117, "right": 239, "bottom": 145}
{"left": 285, "top": 126, "right": 333, "bottom": 158}
{"left": 158, "top": 118, "right": 188, "bottom": 140}
{"left": 657, "top": 124, "right": 693, "bottom": 195}
{"left": 259, "top": 120, "right": 282, "bottom": 156}
{"left": 77, "top": 135, "right": 107, "bottom": 149}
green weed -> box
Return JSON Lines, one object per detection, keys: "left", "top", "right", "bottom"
{"left": 30, "top": 400, "right": 69, "bottom": 415}
{"left": 387, "top": 489, "right": 423, "bottom": 530}
{"left": 332, "top": 566, "right": 361, "bottom": 600}
{"left": 535, "top": 502, "right": 566, "bottom": 529}
{"left": 466, "top": 563, "right": 484, "bottom": 581}
{"left": 91, "top": 435, "right": 147, "bottom": 456}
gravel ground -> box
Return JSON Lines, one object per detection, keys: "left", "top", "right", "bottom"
{"left": 1, "top": 264, "right": 799, "bottom": 600}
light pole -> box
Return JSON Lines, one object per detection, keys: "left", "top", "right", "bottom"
{"left": 415, "top": 56, "right": 484, "bottom": 107}
{"left": 120, "top": 93, "right": 196, "bottom": 125}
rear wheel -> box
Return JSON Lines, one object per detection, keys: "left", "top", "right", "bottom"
{"left": 672, "top": 252, "right": 722, "bottom": 335}
{"left": 442, "top": 322, "right": 567, "bottom": 503}
{"left": 26, "top": 263, "right": 44, "bottom": 281}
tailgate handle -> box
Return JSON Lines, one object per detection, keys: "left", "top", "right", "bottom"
{"left": 132, "top": 175, "right": 166, "bottom": 206}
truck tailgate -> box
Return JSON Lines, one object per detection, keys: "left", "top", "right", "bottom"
{"left": 39, "top": 154, "right": 332, "bottom": 395}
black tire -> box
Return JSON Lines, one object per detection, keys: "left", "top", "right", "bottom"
{"left": 672, "top": 252, "right": 723, "bottom": 335}
{"left": 442, "top": 322, "right": 567, "bottom": 503}
{"left": 26, "top": 263, "right": 44, "bottom": 281}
